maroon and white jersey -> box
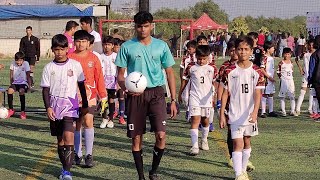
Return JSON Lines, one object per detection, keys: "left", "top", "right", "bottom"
{"left": 277, "top": 60, "right": 294, "bottom": 80}
{"left": 183, "top": 62, "right": 218, "bottom": 107}
{"left": 217, "top": 59, "right": 235, "bottom": 83}
{"left": 261, "top": 55, "right": 275, "bottom": 78}
{"left": 222, "top": 62, "right": 265, "bottom": 125}
{"left": 180, "top": 54, "right": 196, "bottom": 69}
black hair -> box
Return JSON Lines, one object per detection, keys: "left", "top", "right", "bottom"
{"left": 263, "top": 41, "right": 274, "bottom": 51}
{"left": 65, "top": 20, "right": 79, "bottom": 31}
{"left": 196, "top": 35, "right": 207, "bottom": 43}
{"left": 283, "top": 47, "right": 292, "bottom": 54}
{"left": 113, "top": 38, "right": 124, "bottom": 46}
{"left": 134, "top": 11, "right": 153, "bottom": 24}
{"left": 51, "top": 34, "right": 68, "bottom": 48}
{"left": 113, "top": 29, "right": 119, "bottom": 34}
{"left": 227, "top": 40, "right": 236, "bottom": 50}
{"left": 102, "top": 36, "right": 114, "bottom": 44}
{"left": 88, "top": 34, "right": 95, "bottom": 45}
{"left": 247, "top": 32, "right": 258, "bottom": 39}
{"left": 235, "top": 36, "right": 254, "bottom": 49}
{"left": 80, "top": 16, "right": 92, "bottom": 26}
{"left": 15, "top": 51, "right": 25, "bottom": 60}
{"left": 186, "top": 40, "right": 197, "bottom": 49}
{"left": 314, "top": 35, "right": 320, "bottom": 50}
{"left": 196, "top": 45, "right": 211, "bottom": 57}
{"left": 74, "top": 30, "right": 90, "bottom": 41}
{"left": 300, "top": 34, "right": 305, "bottom": 39}
{"left": 26, "top": 26, "right": 32, "bottom": 30}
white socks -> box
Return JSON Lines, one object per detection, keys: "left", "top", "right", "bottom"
{"left": 209, "top": 108, "right": 214, "bottom": 123}
{"left": 290, "top": 98, "right": 296, "bottom": 113}
{"left": 261, "top": 97, "right": 267, "bottom": 114}
{"left": 280, "top": 97, "right": 286, "bottom": 113}
{"left": 308, "top": 94, "right": 313, "bottom": 112}
{"left": 296, "top": 89, "right": 306, "bottom": 112}
{"left": 190, "top": 129, "right": 199, "bottom": 148}
{"left": 268, "top": 97, "right": 274, "bottom": 113}
{"left": 201, "top": 126, "right": 209, "bottom": 141}
{"left": 242, "top": 148, "right": 252, "bottom": 172}
{"left": 232, "top": 151, "right": 243, "bottom": 176}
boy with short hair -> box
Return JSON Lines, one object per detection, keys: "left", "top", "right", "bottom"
{"left": 248, "top": 32, "right": 264, "bottom": 66}
{"left": 220, "top": 36, "right": 264, "bottom": 180}
{"left": 178, "top": 45, "right": 218, "bottom": 155}
{"left": 41, "top": 34, "right": 88, "bottom": 179}
{"left": 68, "top": 30, "right": 107, "bottom": 167}
{"left": 260, "top": 41, "right": 277, "bottom": 118}
{"left": 7, "top": 52, "right": 31, "bottom": 119}
{"left": 277, "top": 48, "right": 297, "bottom": 116}
{"left": 295, "top": 39, "right": 316, "bottom": 115}
{"left": 113, "top": 38, "right": 124, "bottom": 53}
{"left": 64, "top": 20, "right": 79, "bottom": 54}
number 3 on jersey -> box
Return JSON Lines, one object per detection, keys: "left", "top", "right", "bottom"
{"left": 200, "top": 76, "right": 204, "bottom": 84}
{"left": 241, "top": 83, "right": 249, "bottom": 93}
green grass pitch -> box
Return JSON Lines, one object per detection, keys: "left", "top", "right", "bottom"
{"left": 0, "top": 58, "right": 319, "bottom": 180}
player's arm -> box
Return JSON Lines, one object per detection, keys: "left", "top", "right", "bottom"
{"left": 178, "top": 79, "right": 188, "bottom": 104}
{"left": 294, "top": 57, "right": 304, "bottom": 75}
{"left": 179, "top": 67, "right": 184, "bottom": 82}
{"left": 261, "top": 68, "right": 275, "bottom": 82}
{"left": 165, "top": 67, "right": 177, "bottom": 118}
{"left": 9, "top": 69, "right": 13, "bottom": 85}
{"left": 249, "top": 88, "right": 262, "bottom": 123}
{"left": 19, "top": 38, "right": 25, "bottom": 53}
{"left": 117, "top": 67, "right": 126, "bottom": 91}
{"left": 94, "top": 59, "right": 107, "bottom": 100}
{"left": 219, "top": 87, "right": 228, "bottom": 129}
{"left": 26, "top": 71, "right": 32, "bottom": 88}
{"left": 42, "top": 87, "right": 55, "bottom": 121}
{"left": 36, "top": 38, "right": 40, "bottom": 61}
{"left": 78, "top": 81, "right": 88, "bottom": 108}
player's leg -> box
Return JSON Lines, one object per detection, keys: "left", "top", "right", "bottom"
{"left": 148, "top": 87, "right": 167, "bottom": 179}
{"left": 107, "top": 89, "right": 116, "bottom": 128}
{"left": 227, "top": 124, "right": 233, "bottom": 168}
{"left": 82, "top": 107, "right": 96, "bottom": 167}
{"left": 200, "top": 108, "right": 210, "bottom": 151}
{"left": 7, "top": 85, "right": 16, "bottom": 118}
{"left": 61, "top": 117, "right": 75, "bottom": 179}
{"left": 118, "top": 89, "right": 126, "bottom": 125}
{"left": 74, "top": 116, "right": 83, "bottom": 165}
{"left": 232, "top": 137, "right": 244, "bottom": 178}
{"left": 243, "top": 123, "right": 258, "bottom": 172}
{"left": 127, "top": 92, "right": 147, "bottom": 180}
{"left": 28, "top": 57, "right": 36, "bottom": 88}
{"left": 268, "top": 94, "right": 277, "bottom": 117}
{"left": 261, "top": 94, "right": 268, "bottom": 118}
{"left": 296, "top": 78, "right": 308, "bottom": 114}
{"left": 289, "top": 93, "right": 297, "bottom": 116}
{"left": 308, "top": 88, "right": 313, "bottom": 114}
{"left": 279, "top": 81, "right": 286, "bottom": 116}
{"left": 18, "top": 87, "right": 26, "bottom": 119}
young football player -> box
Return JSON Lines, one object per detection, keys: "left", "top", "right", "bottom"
{"left": 7, "top": 51, "right": 31, "bottom": 119}
{"left": 220, "top": 36, "right": 264, "bottom": 180}
{"left": 277, "top": 48, "right": 297, "bottom": 116}
{"left": 178, "top": 45, "right": 218, "bottom": 155}
{"left": 260, "top": 41, "right": 277, "bottom": 117}
{"left": 41, "top": 34, "right": 88, "bottom": 179}
{"left": 68, "top": 30, "right": 107, "bottom": 168}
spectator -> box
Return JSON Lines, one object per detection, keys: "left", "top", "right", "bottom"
{"left": 278, "top": 33, "right": 287, "bottom": 57}
{"left": 64, "top": 20, "right": 79, "bottom": 54}
{"left": 169, "top": 34, "right": 181, "bottom": 56}
{"left": 257, "top": 30, "right": 265, "bottom": 46}
{"left": 297, "top": 34, "right": 306, "bottom": 58}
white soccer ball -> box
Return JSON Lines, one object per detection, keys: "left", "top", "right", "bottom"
{"left": 0, "top": 107, "right": 8, "bottom": 119}
{"left": 125, "top": 72, "right": 148, "bottom": 93}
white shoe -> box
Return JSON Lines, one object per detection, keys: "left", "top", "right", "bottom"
{"left": 235, "top": 173, "right": 249, "bottom": 180}
{"left": 281, "top": 111, "right": 287, "bottom": 117}
{"left": 100, "top": 118, "right": 108, "bottom": 129}
{"left": 107, "top": 120, "right": 114, "bottom": 128}
{"left": 200, "top": 140, "right": 209, "bottom": 151}
{"left": 290, "top": 111, "right": 298, "bottom": 116}
{"left": 189, "top": 146, "right": 199, "bottom": 156}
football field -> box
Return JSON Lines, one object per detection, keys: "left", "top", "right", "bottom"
{"left": 0, "top": 58, "right": 319, "bottom": 180}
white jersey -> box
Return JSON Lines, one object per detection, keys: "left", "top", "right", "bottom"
{"left": 261, "top": 56, "right": 275, "bottom": 78}
{"left": 10, "top": 61, "right": 30, "bottom": 85}
{"left": 277, "top": 60, "right": 294, "bottom": 80}
{"left": 101, "top": 52, "right": 118, "bottom": 89}
{"left": 222, "top": 62, "right": 265, "bottom": 125}
{"left": 303, "top": 52, "right": 311, "bottom": 79}
{"left": 90, "top": 30, "right": 102, "bottom": 43}
{"left": 40, "top": 59, "right": 85, "bottom": 120}
{"left": 183, "top": 63, "right": 218, "bottom": 107}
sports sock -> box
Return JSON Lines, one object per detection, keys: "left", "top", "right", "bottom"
{"left": 132, "top": 150, "right": 144, "bottom": 179}
{"left": 119, "top": 100, "right": 125, "bottom": 117}
{"left": 30, "top": 72, "right": 34, "bottom": 86}
{"left": 74, "top": 130, "right": 82, "bottom": 157}
{"left": 19, "top": 95, "right": 25, "bottom": 111}
{"left": 296, "top": 89, "right": 306, "bottom": 112}
{"left": 290, "top": 98, "right": 296, "bottom": 113}
{"left": 108, "top": 102, "right": 115, "bottom": 120}
{"left": 209, "top": 108, "right": 214, "bottom": 123}
{"left": 313, "top": 98, "right": 319, "bottom": 113}
{"left": 64, "top": 145, "right": 74, "bottom": 172}
{"left": 57, "top": 145, "right": 65, "bottom": 167}
{"left": 227, "top": 128, "right": 233, "bottom": 158}
{"left": 8, "top": 94, "right": 13, "bottom": 109}
{"left": 242, "top": 148, "right": 252, "bottom": 172}
{"left": 308, "top": 93, "right": 313, "bottom": 112}
{"left": 150, "top": 146, "right": 164, "bottom": 175}
{"left": 280, "top": 97, "right": 286, "bottom": 113}
{"left": 232, "top": 151, "right": 243, "bottom": 176}
{"left": 268, "top": 97, "right": 274, "bottom": 113}
{"left": 201, "top": 126, "right": 209, "bottom": 141}
{"left": 84, "top": 128, "right": 94, "bottom": 156}
{"left": 190, "top": 129, "right": 199, "bottom": 148}
{"left": 261, "top": 97, "right": 267, "bottom": 114}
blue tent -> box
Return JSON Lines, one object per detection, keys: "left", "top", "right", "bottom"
{"left": 0, "top": 5, "right": 93, "bottom": 19}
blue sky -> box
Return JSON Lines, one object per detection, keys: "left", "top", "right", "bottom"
{"left": 8, "top": 0, "right": 320, "bottom": 19}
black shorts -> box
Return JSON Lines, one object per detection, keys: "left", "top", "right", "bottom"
{"left": 127, "top": 86, "right": 167, "bottom": 138}
{"left": 10, "top": 84, "right": 28, "bottom": 92}
{"left": 50, "top": 117, "right": 75, "bottom": 136}
{"left": 117, "top": 89, "right": 125, "bottom": 99}
{"left": 79, "top": 106, "right": 96, "bottom": 116}
{"left": 25, "top": 57, "right": 36, "bottom": 66}
{"left": 107, "top": 89, "right": 117, "bottom": 100}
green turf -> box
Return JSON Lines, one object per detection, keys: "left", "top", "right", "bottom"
{"left": 0, "top": 58, "right": 319, "bottom": 180}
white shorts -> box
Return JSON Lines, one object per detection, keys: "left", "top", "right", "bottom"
{"left": 230, "top": 123, "right": 259, "bottom": 139}
{"left": 279, "top": 79, "right": 295, "bottom": 98}
{"left": 310, "top": 88, "right": 316, "bottom": 96}
{"left": 301, "top": 77, "right": 308, "bottom": 88}
{"left": 189, "top": 106, "right": 211, "bottom": 117}
{"left": 264, "top": 80, "right": 275, "bottom": 94}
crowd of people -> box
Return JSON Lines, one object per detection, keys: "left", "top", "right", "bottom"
{"left": 2, "top": 10, "right": 320, "bottom": 180}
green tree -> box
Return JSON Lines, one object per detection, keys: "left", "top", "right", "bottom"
{"left": 229, "top": 16, "right": 249, "bottom": 34}
{"left": 57, "top": 0, "right": 92, "bottom": 4}
{"left": 190, "top": 0, "right": 229, "bottom": 24}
